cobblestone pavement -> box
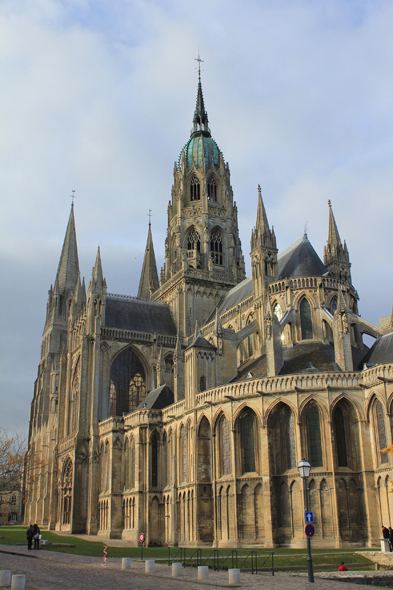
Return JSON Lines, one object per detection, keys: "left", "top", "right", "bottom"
{"left": 0, "top": 545, "right": 389, "bottom": 590}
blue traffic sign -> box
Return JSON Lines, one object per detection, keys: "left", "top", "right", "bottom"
{"left": 305, "top": 511, "right": 314, "bottom": 523}
{"left": 305, "top": 524, "right": 315, "bottom": 537}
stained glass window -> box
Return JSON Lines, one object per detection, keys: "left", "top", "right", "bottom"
{"left": 151, "top": 432, "right": 158, "bottom": 487}
{"left": 330, "top": 296, "right": 337, "bottom": 315}
{"left": 187, "top": 228, "right": 201, "bottom": 252}
{"left": 300, "top": 298, "right": 313, "bottom": 340}
{"left": 334, "top": 406, "right": 348, "bottom": 467}
{"left": 240, "top": 410, "right": 256, "bottom": 473}
{"left": 375, "top": 400, "right": 388, "bottom": 464}
{"left": 110, "top": 349, "right": 146, "bottom": 416}
{"left": 307, "top": 405, "right": 323, "bottom": 467}
{"left": 125, "top": 440, "right": 130, "bottom": 489}
{"left": 247, "top": 334, "right": 254, "bottom": 357}
{"left": 285, "top": 407, "right": 296, "bottom": 469}
{"left": 131, "top": 439, "right": 135, "bottom": 489}
{"left": 274, "top": 303, "right": 283, "bottom": 321}
{"left": 219, "top": 415, "right": 231, "bottom": 476}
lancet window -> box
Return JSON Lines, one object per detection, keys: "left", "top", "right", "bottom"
{"left": 273, "top": 302, "right": 283, "bottom": 321}
{"left": 307, "top": 405, "right": 323, "bottom": 467}
{"left": 151, "top": 432, "right": 159, "bottom": 487}
{"left": 210, "top": 228, "right": 223, "bottom": 266}
{"left": 218, "top": 415, "right": 231, "bottom": 477}
{"left": 300, "top": 298, "right": 313, "bottom": 340}
{"left": 330, "top": 296, "right": 337, "bottom": 315}
{"left": 334, "top": 406, "right": 348, "bottom": 467}
{"left": 187, "top": 228, "right": 201, "bottom": 253}
{"left": 61, "top": 459, "right": 73, "bottom": 525}
{"left": 239, "top": 409, "right": 256, "bottom": 473}
{"left": 374, "top": 400, "right": 388, "bottom": 464}
{"left": 190, "top": 175, "right": 200, "bottom": 201}
{"left": 207, "top": 176, "right": 217, "bottom": 201}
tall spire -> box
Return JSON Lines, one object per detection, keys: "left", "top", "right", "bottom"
{"left": 256, "top": 184, "right": 270, "bottom": 236}
{"left": 327, "top": 199, "right": 342, "bottom": 248}
{"left": 92, "top": 246, "right": 105, "bottom": 291}
{"left": 54, "top": 203, "right": 80, "bottom": 295}
{"left": 138, "top": 222, "right": 159, "bottom": 299}
{"left": 192, "top": 67, "right": 211, "bottom": 137}
{"left": 324, "top": 200, "right": 351, "bottom": 282}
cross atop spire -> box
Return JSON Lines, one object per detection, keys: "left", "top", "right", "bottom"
{"left": 192, "top": 53, "right": 211, "bottom": 138}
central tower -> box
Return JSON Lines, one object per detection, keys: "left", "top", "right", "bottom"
{"left": 152, "top": 72, "right": 245, "bottom": 337}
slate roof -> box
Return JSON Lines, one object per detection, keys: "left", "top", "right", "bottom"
{"left": 136, "top": 384, "right": 174, "bottom": 410}
{"left": 277, "top": 235, "right": 327, "bottom": 280}
{"left": 186, "top": 334, "right": 216, "bottom": 350}
{"left": 105, "top": 296, "right": 177, "bottom": 335}
{"left": 359, "top": 332, "right": 393, "bottom": 367}
{"left": 208, "top": 277, "right": 253, "bottom": 321}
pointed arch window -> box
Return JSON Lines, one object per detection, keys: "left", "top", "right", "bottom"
{"left": 190, "top": 174, "right": 200, "bottom": 201}
{"left": 273, "top": 303, "right": 283, "bottom": 322}
{"left": 210, "top": 229, "right": 223, "bottom": 265}
{"left": 239, "top": 410, "right": 256, "bottom": 473}
{"left": 307, "top": 405, "right": 323, "bottom": 467}
{"left": 334, "top": 406, "right": 348, "bottom": 467}
{"left": 207, "top": 176, "right": 217, "bottom": 202}
{"left": 218, "top": 415, "right": 231, "bottom": 476}
{"left": 284, "top": 406, "right": 296, "bottom": 470}
{"left": 300, "top": 298, "right": 313, "bottom": 340}
{"left": 187, "top": 228, "right": 201, "bottom": 252}
{"left": 330, "top": 296, "right": 337, "bottom": 315}
{"left": 110, "top": 348, "right": 146, "bottom": 416}
{"left": 151, "top": 432, "right": 158, "bottom": 487}
{"left": 131, "top": 438, "right": 135, "bottom": 489}
{"left": 375, "top": 400, "right": 388, "bottom": 464}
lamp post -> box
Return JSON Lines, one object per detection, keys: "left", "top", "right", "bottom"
{"left": 298, "top": 459, "right": 314, "bottom": 583}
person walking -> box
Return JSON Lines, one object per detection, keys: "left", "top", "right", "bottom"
{"left": 26, "top": 524, "right": 34, "bottom": 550}
{"left": 33, "top": 523, "right": 40, "bottom": 550}
{"left": 338, "top": 562, "right": 348, "bottom": 571}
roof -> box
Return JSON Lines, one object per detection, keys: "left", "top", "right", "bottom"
{"left": 136, "top": 384, "right": 174, "bottom": 410}
{"left": 277, "top": 235, "right": 327, "bottom": 280}
{"left": 360, "top": 332, "right": 393, "bottom": 367}
{"left": 186, "top": 334, "right": 216, "bottom": 350}
{"left": 105, "top": 296, "right": 177, "bottom": 335}
{"left": 180, "top": 135, "right": 221, "bottom": 169}
{"left": 55, "top": 204, "right": 79, "bottom": 295}
{"left": 209, "top": 277, "right": 253, "bottom": 321}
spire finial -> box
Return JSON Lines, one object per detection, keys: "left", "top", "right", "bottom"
{"left": 147, "top": 209, "right": 152, "bottom": 226}
{"left": 195, "top": 48, "right": 204, "bottom": 79}
{"left": 69, "top": 189, "right": 76, "bottom": 206}
{"left": 304, "top": 221, "right": 308, "bottom": 237}
{"left": 328, "top": 199, "right": 332, "bottom": 208}
{"left": 258, "top": 184, "right": 262, "bottom": 197}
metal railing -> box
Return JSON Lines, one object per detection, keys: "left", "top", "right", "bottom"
{"left": 167, "top": 547, "right": 274, "bottom": 575}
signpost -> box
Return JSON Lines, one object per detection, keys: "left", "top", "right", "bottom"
{"left": 139, "top": 532, "right": 145, "bottom": 560}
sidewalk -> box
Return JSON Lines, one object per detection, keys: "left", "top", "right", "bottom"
{"left": 1, "top": 544, "right": 390, "bottom": 590}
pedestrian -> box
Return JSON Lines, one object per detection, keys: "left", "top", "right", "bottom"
{"left": 389, "top": 527, "right": 393, "bottom": 552}
{"left": 33, "top": 523, "right": 40, "bottom": 550}
{"left": 338, "top": 562, "right": 348, "bottom": 572}
{"left": 382, "top": 525, "right": 389, "bottom": 540}
{"left": 26, "top": 524, "right": 34, "bottom": 550}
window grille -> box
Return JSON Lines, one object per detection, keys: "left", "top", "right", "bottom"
{"left": 307, "top": 406, "right": 323, "bottom": 467}
{"left": 334, "top": 406, "right": 348, "bottom": 467}
{"left": 300, "top": 298, "right": 313, "bottom": 340}
{"left": 207, "top": 176, "right": 217, "bottom": 201}
{"left": 210, "top": 229, "right": 223, "bottom": 265}
{"left": 190, "top": 175, "right": 200, "bottom": 201}
{"left": 109, "top": 349, "right": 146, "bottom": 416}
{"left": 240, "top": 411, "right": 256, "bottom": 473}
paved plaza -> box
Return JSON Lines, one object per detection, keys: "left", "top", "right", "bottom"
{"left": 1, "top": 545, "right": 392, "bottom": 590}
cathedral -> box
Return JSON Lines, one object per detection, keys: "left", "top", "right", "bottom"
{"left": 25, "top": 72, "right": 393, "bottom": 548}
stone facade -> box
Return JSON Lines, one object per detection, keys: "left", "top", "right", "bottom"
{"left": 25, "top": 74, "right": 393, "bottom": 548}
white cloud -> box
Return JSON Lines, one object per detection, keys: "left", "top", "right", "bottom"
{"left": 1, "top": 0, "right": 392, "bottom": 429}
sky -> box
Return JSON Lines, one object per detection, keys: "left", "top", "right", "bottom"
{"left": 1, "top": 0, "right": 392, "bottom": 431}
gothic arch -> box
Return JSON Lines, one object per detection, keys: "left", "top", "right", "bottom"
{"left": 300, "top": 401, "right": 325, "bottom": 468}
{"left": 299, "top": 296, "right": 314, "bottom": 340}
{"left": 215, "top": 412, "right": 231, "bottom": 478}
{"left": 365, "top": 392, "right": 387, "bottom": 423}
{"left": 109, "top": 345, "right": 147, "bottom": 417}
{"left": 264, "top": 397, "right": 298, "bottom": 427}
{"left": 267, "top": 402, "right": 297, "bottom": 474}
{"left": 60, "top": 457, "right": 73, "bottom": 526}
{"left": 235, "top": 406, "right": 260, "bottom": 475}
{"left": 207, "top": 173, "right": 218, "bottom": 202}
{"left": 210, "top": 226, "right": 224, "bottom": 266}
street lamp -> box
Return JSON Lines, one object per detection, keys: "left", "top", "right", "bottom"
{"left": 298, "top": 459, "right": 314, "bottom": 583}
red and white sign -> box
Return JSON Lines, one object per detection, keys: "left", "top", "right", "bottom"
{"left": 139, "top": 532, "right": 145, "bottom": 543}
{"left": 305, "top": 524, "right": 315, "bottom": 538}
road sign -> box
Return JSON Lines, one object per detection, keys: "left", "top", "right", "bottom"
{"left": 139, "top": 532, "right": 145, "bottom": 543}
{"left": 305, "top": 511, "right": 314, "bottom": 523}
{"left": 305, "top": 524, "right": 315, "bottom": 538}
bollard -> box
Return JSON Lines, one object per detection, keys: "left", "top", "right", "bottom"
{"left": 198, "top": 566, "right": 209, "bottom": 580}
{"left": 172, "top": 562, "right": 182, "bottom": 577}
{"left": 228, "top": 568, "right": 240, "bottom": 585}
{"left": 122, "top": 557, "right": 132, "bottom": 570}
{"left": 145, "top": 559, "right": 155, "bottom": 574}
{"left": 0, "top": 571, "right": 11, "bottom": 587}
{"left": 11, "top": 575, "right": 25, "bottom": 590}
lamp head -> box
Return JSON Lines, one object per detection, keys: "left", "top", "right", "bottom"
{"left": 298, "top": 459, "right": 311, "bottom": 478}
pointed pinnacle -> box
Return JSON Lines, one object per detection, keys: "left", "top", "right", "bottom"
{"left": 256, "top": 185, "right": 270, "bottom": 234}
{"left": 138, "top": 223, "right": 159, "bottom": 299}
{"left": 92, "top": 246, "right": 104, "bottom": 290}
{"left": 327, "top": 200, "right": 342, "bottom": 248}
{"left": 55, "top": 204, "right": 80, "bottom": 295}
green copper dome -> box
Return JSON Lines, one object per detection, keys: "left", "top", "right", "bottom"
{"left": 180, "top": 135, "right": 221, "bottom": 169}
{"left": 179, "top": 74, "right": 222, "bottom": 170}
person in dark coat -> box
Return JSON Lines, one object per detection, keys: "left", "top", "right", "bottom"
{"left": 382, "top": 525, "right": 389, "bottom": 540}
{"left": 26, "top": 524, "right": 34, "bottom": 550}
{"left": 32, "top": 523, "right": 40, "bottom": 550}
{"left": 388, "top": 526, "right": 393, "bottom": 551}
